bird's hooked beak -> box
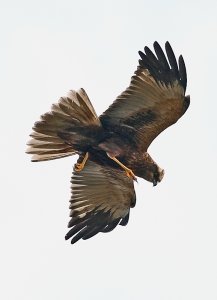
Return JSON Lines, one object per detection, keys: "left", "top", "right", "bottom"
{"left": 153, "top": 178, "right": 158, "bottom": 187}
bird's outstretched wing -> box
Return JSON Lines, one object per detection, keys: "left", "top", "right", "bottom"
{"left": 100, "top": 42, "right": 190, "bottom": 151}
{"left": 65, "top": 159, "right": 136, "bottom": 244}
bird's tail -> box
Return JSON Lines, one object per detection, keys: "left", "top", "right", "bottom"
{"left": 26, "top": 89, "right": 101, "bottom": 162}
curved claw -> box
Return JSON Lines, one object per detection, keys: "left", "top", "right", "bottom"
{"left": 107, "top": 153, "right": 137, "bottom": 182}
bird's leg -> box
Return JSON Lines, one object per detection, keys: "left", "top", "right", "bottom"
{"left": 107, "top": 154, "right": 137, "bottom": 181}
{"left": 74, "top": 152, "right": 89, "bottom": 172}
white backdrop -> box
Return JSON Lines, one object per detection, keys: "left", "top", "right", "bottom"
{"left": 1, "top": 0, "right": 217, "bottom": 299}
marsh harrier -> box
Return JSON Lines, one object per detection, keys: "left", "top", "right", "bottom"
{"left": 27, "top": 42, "right": 190, "bottom": 244}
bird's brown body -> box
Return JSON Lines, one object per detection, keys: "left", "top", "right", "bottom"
{"left": 27, "top": 42, "right": 190, "bottom": 244}
{"left": 77, "top": 136, "right": 163, "bottom": 185}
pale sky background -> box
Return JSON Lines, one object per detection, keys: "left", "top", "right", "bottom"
{"left": 1, "top": 0, "right": 217, "bottom": 299}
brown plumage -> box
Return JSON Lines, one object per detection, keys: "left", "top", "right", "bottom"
{"left": 26, "top": 41, "right": 190, "bottom": 244}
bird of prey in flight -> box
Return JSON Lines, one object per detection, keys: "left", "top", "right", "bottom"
{"left": 27, "top": 41, "right": 190, "bottom": 244}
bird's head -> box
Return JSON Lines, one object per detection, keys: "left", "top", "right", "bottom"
{"left": 139, "top": 164, "right": 164, "bottom": 186}
{"left": 136, "top": 153, "right": 165, "bottom": 186}
{"left": 151, "top": 165, "right": 165, "bottom": 186}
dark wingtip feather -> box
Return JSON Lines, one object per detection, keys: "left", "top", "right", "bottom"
{"left": 82, "top": 228, "right": 100, "bottom": 240}
{"left": 179, "top": 55, "right": 187, "bottom": 91}
{"left": 165, "top": 41, "right": 179, "bottom": 77}
{"left": 82, "top": 224, "right": 106, "bottom": 240}
{"left": 138, "top": 51, "right": 151, "bottom": 69}
{"left": 65, "top": 209, "right": 130, "bottom": 244}
{"left": 70, "top": 227, "right": 89, "bottom": 244}
{"left": 138, "top": 41, "right": 187, "bottom": 93}
{"left": 119, "top": 213, "right": 129, "bottom": 226}
{"left": 138, "top": 50, "right": 145, "bottom": 58}
{"left": 153, "top": 41, "right": 159, "bottom": 48}
{"left": 100, "top": 219, "right": 120, "bottom": 233}
{"left": 65, "top": 219, "right": 89, "bottom": 240}
{"left": 144, "top": 46, "right": 160, "bottom": 69}
{"left": 153, "top": 41, "right": 170, "bottom": 70}
{"left": 182, "top": 95, "right": 190, "bottom": 115}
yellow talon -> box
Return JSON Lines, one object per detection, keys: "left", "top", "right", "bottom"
{"left": 125, "top": 168, "right": 137, "bottom": 182}
{"left": 74, "top": 163, "right": 83, "bottom": 172}
{"left": 107, "top": 153, "right": 137, "bottom": 181}
{"left": 74, "top": 152, "right": 89, "bottom": 172}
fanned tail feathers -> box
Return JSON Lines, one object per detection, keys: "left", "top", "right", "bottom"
{"left": 26, "top": 89, "right": 100, "bottom": 162}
